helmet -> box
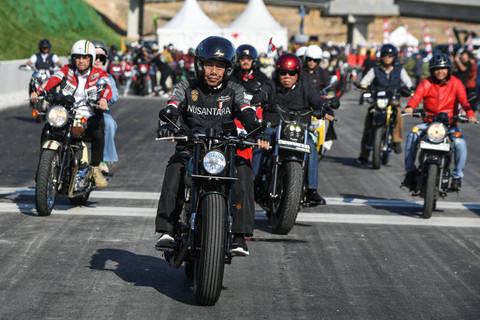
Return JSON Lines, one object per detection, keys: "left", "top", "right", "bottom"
{"left": 305, "top": 45, "right": 323, "bottom": 60}
{"left": 323, "top": 51, "right": 331, "bottom": 60}
{"left": 70, "top": 40, "right": 96, "bottom": 68}
{"left": 295, "top": 46, "right": 307, "bottom": 58}
{"left": 276, "top": 53, "right": 302, "bottom": 76}
{"left": 91, "top": 40, "right": 109, "bottom": 56}
{"left": 236, "top": 44, "right": 259, "bottom": 69}
{"left": 194, "top": 36, "right": 236, "bottom": 82}
{"left": 38, "top": 39, "right": 51, "bottom": 51}
{"left": 429, "top": 53, "right": 452, "bottom": 79}
{"left": 380, "top": 44, "right": 398, "bottom": 66}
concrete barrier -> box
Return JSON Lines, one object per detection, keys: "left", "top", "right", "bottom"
{"left": 0, "top": 57, "right": 68, "bottom": 111}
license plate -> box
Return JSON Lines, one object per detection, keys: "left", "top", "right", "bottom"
{"left": 419, "top": 141, "right": 450, "bottom": 151}
{"left": 278, "top": 139, "right": 311, "bottom": 153}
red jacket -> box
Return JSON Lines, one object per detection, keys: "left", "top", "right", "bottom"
{"left": 408, "top": 75, "right": 475, "bottom": 125}
{"left": 38, "top": 64, "right": 112, "bottom": 102}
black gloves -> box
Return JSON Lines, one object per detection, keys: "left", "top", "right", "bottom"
{"left": 157, "top": 125, "right": 175, "bottom": 138}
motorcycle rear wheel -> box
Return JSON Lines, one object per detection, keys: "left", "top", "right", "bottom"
{"left": 270, "top": 161, "right": 303, "bottom": 235}
{"left": 194, "top": 193, "right": 227, "bottom": 306}
{"left": 372, "top": 127, "right": 385, "bottom": 169}
{"left": 35, "top": 150, "right": 60, "bottom": 216}
{"left": 423, "top": 163, "right": 439, "bottom": 219}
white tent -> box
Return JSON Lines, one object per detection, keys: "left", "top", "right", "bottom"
{"left": 157, "top": 0, "right": 223, "bottom": 52}
{"left": 389, "top": 26, "right": 419, "bottom": 48}
{"left": 224, "top": 0, "right": 288, "bottom": 54}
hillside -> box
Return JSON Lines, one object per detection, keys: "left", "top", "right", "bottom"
{"left": 0, "top": 0, "right": 122, "bottom": 60}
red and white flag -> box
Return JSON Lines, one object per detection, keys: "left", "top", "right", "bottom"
{"left": 446, "top": 26, "right": 454, "bottom": 54}
{"left": 424, "top": 24, "right": 433, "bottom": 60}
{"left": 267, "top": 37, "right": 277, "bottom": 57}
{"left": 383, "top": 18, "right": 390, "bottom": 44}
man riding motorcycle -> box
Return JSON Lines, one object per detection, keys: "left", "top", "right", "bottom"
{"left": 251, "top": 53, "right": 335, "bottom": 205}
{"left": 154, "top": 36, "right": 269, "bottom": 256}
{"left": 403, "top": 53, "right": 477, "bottom": 191}
{"left": 30, "top": 40, "right": 112, "bottom": 187}
{"left": 356, "top": 44, "right": 413, "bottom": 164}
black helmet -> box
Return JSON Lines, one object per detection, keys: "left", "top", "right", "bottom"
{"left": 38, "top": 39, "right": 51, "bottom": 51}
{"left": 194, "top": 36, "right": 236, "bottom": 82}
{"left": 380, "top": 44, "right": 398, "bottom": 66}
{"left": 429, "top": 53, "right": 452, "bottom": 79}
{"left": 236, "top": 44, "right": 259, "bottom": 69}
{"left": 91, "top": 40, "right": 109, "bottom": 56}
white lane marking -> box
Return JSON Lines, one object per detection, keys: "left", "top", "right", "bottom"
{"left": 1, "top": 203, "right": 479, "bottom": 228}
{"left": 1, "top": 187, "right": 480, "bottom": 210}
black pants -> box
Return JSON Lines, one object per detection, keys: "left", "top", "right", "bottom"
{"left": 155, "top": 152, "right": 255, "bottom": 236}
{"left": 85, "top": 113, "right": 105, "bottom": 166}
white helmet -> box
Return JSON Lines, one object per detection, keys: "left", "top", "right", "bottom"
{"left": 70, "top": 40, "right": 96, "bottom": 67}
{"left": 323, "top": 51, "right": 331, "bottom": 60}
{"left": 295, "top": 46, "right": 307, "bottom": 58}
{"left": 305, "top": 45, "right": 323, "bottom": 60}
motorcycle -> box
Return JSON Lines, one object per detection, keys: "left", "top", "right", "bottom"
{"left": 310, "top": 75, "right": 340, "bottom": 160}
{"left": 108, "top": 58, "right": 124, "bottom": 86}
{"left": 33, "top": 79, "right": 108, "bottom": 216}
{"left": 156, "top": 115, "right": 264, "bottom": 306}
{"left": 132, "top": 59, "right": 150, "bottom": 96}
{"left": 19, "top": 64, "right": 58, "bottom": 122}
{"left": 357, "top": 84, "right": 410, "bottom": 169}
{"left": 403, "top": 109, "right": 477, "bottom": 219}
{"left": 255, "top": 104, "right": 329, "bottom": 235}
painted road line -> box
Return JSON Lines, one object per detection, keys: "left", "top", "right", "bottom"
{"left": 1, "top": 187, "right": 480, "bottom": 210}
{"left": 1, "top": 203, "right": 479, "bottom": 228}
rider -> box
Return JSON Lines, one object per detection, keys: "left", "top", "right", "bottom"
{"left": 356, "top": 44, "right": 413, "bottom": 164}
{"left": 301, "top": 45, "right": 330, "bottom": 91}
{"left": 25, "top": 39, "right": 62, "bottom": 70}
{"left": 30, "top": 40, "right": 112, "bottom": 187}
{"left": 91, "top": 40, "right": 120, "bottom": 175}
{"left": 403, "top": 53, "right": 477, "bottom": 191}
{"left": 251, "top": 53, "right": 335, "bottom": 206}
{"left": 154, "top": 36, "right": 269, "bottom": 256}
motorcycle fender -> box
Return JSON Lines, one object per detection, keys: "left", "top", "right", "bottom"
{"left": 42, "top": 140, "right": 62, "bottom": 151}
{"left": 425, "top": 154, "right": 442, "bottom": 165}
{"left": 280, "top": 156, "right": 304, "bottom": 165}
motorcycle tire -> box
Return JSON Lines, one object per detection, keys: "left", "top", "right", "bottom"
{"left": 69, "top": 190, "right": 91, "bottom": 206}
{"left": 372, "top": 127, "right": 386, "bottom": 169}
{"left": 270, "top": 161, "right": 303, "bottom": 235}
{"left": 194, "top": 193, "right": 227, "bottom": 306}
{"left": 423, "top": 163, "right": 439, "bottom": 219}
{"left": 35, "top": 149, "right": 60, "bottom": 216}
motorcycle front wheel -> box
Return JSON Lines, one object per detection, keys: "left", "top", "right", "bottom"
{"left": 423, "top": 163, "right": 439, "bottom": 219}
{"left": 194, "top": 193, "right": 227, "bottom": 306}
{"left": 35, "top": 150, "right": 60, "bottom": 216}
{"left": 372, "top": 127, "right": 386, "bottom": 169}
{"left": 269, "top": 161, "right": 303, "bottom": 235}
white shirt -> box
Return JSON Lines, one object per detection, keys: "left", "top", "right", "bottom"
{"left": 29, "top": 53, "right": 60, "bottom": 65}
{"left": 74, "top": 69, "right": 94, "bottom": 118}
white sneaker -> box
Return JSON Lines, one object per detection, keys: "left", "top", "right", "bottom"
{"left": 324, "top": 140, "right": 333, "bottom": 151}
{"left": 155, "top": 234, "right": 174, "bottom": 250}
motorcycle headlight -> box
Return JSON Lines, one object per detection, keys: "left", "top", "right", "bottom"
{"left": 140, "top": 66, "right": 147, "bottom": 74}
{"left": 284, "top": 123, "right": 304, "bottom": 141}
{"left": 47, "top": 106, "right": 68, "bottom": 128}
{"left": 376, "top": 98, "right": 389, "bottom": 109}
{"left": 426, "top": 123, "right": 447, "bottom": 143}
{"left": 203, "top": 150, "right": 226, "bottom": 175}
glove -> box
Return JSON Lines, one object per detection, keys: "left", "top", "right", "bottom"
{"left": 157, "top": 125, "right": 175, "bottom": 138}
{"left": 322, "top": 105, "right": 335, "bottom": 118}
{"left": 255, "top": 132, "right": 271, "bottom": 144}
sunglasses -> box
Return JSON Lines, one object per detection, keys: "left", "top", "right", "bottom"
{"left": 381, "top": 53, "right": 395, "bottom": 58}
{"left": 96, "top": 54, "right": 107, "bottom": 64}
{"left": 278, "top": 70, "right": 297, "bottom": 76}
{"left": 306, "top": 57, "right": 320, "bottom": 63}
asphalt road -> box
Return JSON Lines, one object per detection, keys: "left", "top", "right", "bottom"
{"left": 0, "top": 90, "right": 479, "bottom": 319}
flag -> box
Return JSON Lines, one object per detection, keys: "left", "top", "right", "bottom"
{"left": 424, "top": 24, "right": 433, "bottom": 60}
{"left": 267, "top": 38, "right": 277, "bottom": 57}
{"left": 446, "top": 26, "right": 454, "bottom": 54}
{"left": 383, "top": 18, "right": 390, "bottom": 44}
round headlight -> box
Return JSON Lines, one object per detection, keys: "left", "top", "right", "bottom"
{"left": 203, "top": 150, "right": 226, "bottom": 175}
{"left": 426, "top": 123, "right": 447, "bottom": 143}
{"left": 284, "top": 123, "right": 304, "bottom": 141}
{"left": 376, "top": 98, "right": 389, "bottom": 109}
{"left": 47, "top": 106, "right": 68, "bottom": 128}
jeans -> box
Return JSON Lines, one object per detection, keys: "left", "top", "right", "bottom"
{"left": 252, "top": 127, "right": 319, "bottom": 190}
{"left": 103, "top": 112, "right": 118, "bottom": 162}
{"left": 405, "top": 123, "right": 467, "bottom": 179}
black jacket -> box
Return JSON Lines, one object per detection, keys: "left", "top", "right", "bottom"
{"left": 300, "top": 66, "right": 330, "bottom": 92}
{"left": 230, "top": 68, "right": 275, "bottom": 105}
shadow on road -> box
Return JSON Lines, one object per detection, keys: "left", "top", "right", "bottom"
{"left": 88, "top": 248, "right": 198, "bottom": 305}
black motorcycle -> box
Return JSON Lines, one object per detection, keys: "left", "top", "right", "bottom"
{"left": 33, "top": 79, "right": 108, "bottom": 216}
{"left": 359, "top": 86, "right": 410, "bottom": 169}
{"left": 255, "top": 104, "right": 327, "bottom": 235}
{"left": 404, "top": 110, "right": 477, "bottom": 219}
{"left": 156, "top": 116, "right": 263, "bottom": 306}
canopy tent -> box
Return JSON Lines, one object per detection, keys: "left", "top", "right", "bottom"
{"left": 389, "top": 26, "right": 419, "bottom": 48}
{"left": 224, "top": 0, "right": 288, "bottom": 54}
{"left": 156, "top": 0, "right": 222, "bottom": 52}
